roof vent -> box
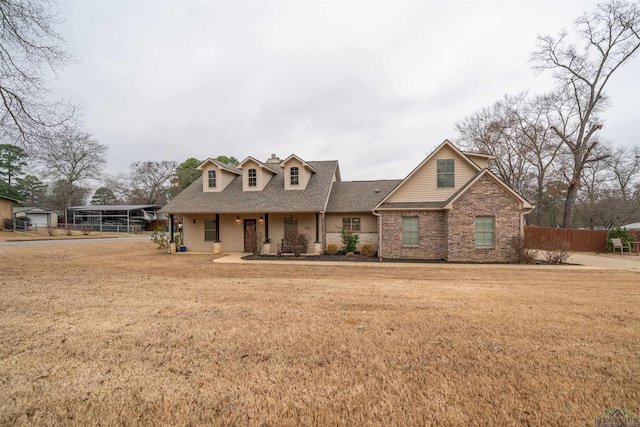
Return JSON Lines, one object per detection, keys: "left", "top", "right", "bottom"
{"left": 374, "top": 189, "right": 380, "bottom": 193}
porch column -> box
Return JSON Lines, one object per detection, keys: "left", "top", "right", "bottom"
{"left": 264, "top": 213, "right": 269, "bottom": 241}
{"left": 215, "top": 213, "right": 220, "bottom": 242}
{"left": 169, "top": 214, "right": 175, "bottom": 243}
{"left": 315, "top": 212, "right": 320, "bottom": 242}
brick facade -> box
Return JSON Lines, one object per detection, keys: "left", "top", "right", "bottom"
{"left": 380, "top": 210, "right": 448, "bottom": 259}
{"left": 379, "top": 175, "right": 524, "bottom": 262}
{"left": 0, "top": 198, "right": 14, "bottom": 229}
{"left": 447, "top": 175, "right": 521, "bottom": 262}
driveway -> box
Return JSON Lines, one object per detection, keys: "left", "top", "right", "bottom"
{"left": 564, "top": 252, "right": 640, "bottom": 273}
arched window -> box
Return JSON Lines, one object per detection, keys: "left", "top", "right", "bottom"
{"left": 248, "top": 168, "right": 257, "bottom": 187}
{"left": 290, "top": 167, "right": 299, "bottom": 185}
{"left": 208, "top": 170, "right": 216, "bottom": 188}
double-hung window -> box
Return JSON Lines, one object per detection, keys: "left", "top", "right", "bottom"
{"left": 342, "top": 217, "right": 361, "bottom": 232}
{"left": 402, "top": 217, "right": 419, "bottom": 246}
{"left": 475, "top": 216, "right": 495, "bottom": 247}
{"left": 248, "top": 168, "right": 257, "bottom": 187}
{"left": 437, "top": 159, "right": 454, "bottom": 188}
{"left": 204, "top": 218, "right": 217, "bottom": 242}
{"left": 290, "top": 167, "right": 299, "bottom": 185}
{"left": 208, "top": 170, "right": 216, "bottom": 188}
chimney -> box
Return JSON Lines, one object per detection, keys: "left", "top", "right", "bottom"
{"left": 266, "top": 154, "right": 280, "bottom": 164}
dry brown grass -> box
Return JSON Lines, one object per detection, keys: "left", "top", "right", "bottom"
{"left": 0, "top": 240, "right": 638, "bottom": 426}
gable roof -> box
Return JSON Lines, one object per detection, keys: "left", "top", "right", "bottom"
{"left": 0, "top": 194, "right": 23, "bottom": 203}
{"left": 237, "top": 156, "right": 278, "bottom": 174}
{"left": 196, "top": 158, "right": 242, "bottom": 175}
{"left": 375, "top": 140, "right": 481, "bottom": 208}
{"left": 444, "top": 169, "right": 533, "bottom": 209}
{"left": 160, "top": 160, "right": 339, "bottom": 214}
{"left": 279, "top": 154, "right": 317, "bottom": 173}
{"left": 13, "top": 207, "right": 55, "bottom": 214}
{"left": 326, "top": 180, "right": 402, "bottom": 212}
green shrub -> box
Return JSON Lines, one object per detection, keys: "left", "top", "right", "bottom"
{"left": 360, "top": 243, "right": 376, "bottom": 257}
{"left": 151, "top": 226, "right": 168, "bottom": 250}
{"left": 607, "top": 226, "right": 636, "bottom": 253}
{"left": 338, "top": 226, "right": 359, "bottom": 253}
{"left": 325, "top": 243, "right": 338, "bottom": 255}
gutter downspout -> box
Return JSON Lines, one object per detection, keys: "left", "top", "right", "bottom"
{"left": 372, "top": 209, "right": 382, "bottom": 262}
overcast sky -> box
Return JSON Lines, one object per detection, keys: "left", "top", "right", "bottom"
{"left": 53, "top": 0, "right": 640, "bottom": 182}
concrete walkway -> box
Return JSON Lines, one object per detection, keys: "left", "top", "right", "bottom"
{"left": 213, "top": 251, "right": 640, "bottom": 272}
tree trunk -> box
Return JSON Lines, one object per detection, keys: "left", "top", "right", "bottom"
{"left": 562, "top": 154, "right": 585, "bottom": 228}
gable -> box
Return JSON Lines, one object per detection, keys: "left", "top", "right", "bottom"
{"left": 386, "top": 144, "right": 479, "bottom": 203}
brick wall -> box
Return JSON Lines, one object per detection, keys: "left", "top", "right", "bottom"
{"left": 380, "top": 210, "right": 448, "bottom": 259}
{"left": 447, "top": 175, "right": 522, "bottom": 262}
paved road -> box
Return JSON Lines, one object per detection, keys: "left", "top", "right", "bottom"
{"left": 0, "top": 236, "right": 148, "bottom": 247}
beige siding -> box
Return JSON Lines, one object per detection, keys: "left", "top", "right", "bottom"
{"left": 283, "top": 158, "right": 312, "bottom": 190}
{"left": 466, "top": 154, "right": 489, "bottom": 169}
{"left": 182, "top": 214, "right": 247, "bottom": 252}
{"left": 201, "top": 165, "right": 236, "bottom": 192}
{"left": 267, "top": 213, "right": 317, "bottom": 253}
{"left": 241, "top": 160, "right": 273, "bottom": 191}
{"left": 0, "top": 199, "right": 13, "bottom": 228}
{"left": 387, "top": 145, "right": 478, "bottom": 203}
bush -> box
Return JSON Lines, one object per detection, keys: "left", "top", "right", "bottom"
{"left": 360, "top": 243, "right": 376, "bottom": 257}
{"left": 284, "top": 227, "right": 311, "bottom": 257}
{"left": 81, "top": 225, "right": 93, "bottom": 235}
{"left": 151, "top": 226, "right": 168, "bottom": 250}
{"left": 607, "top": 226, "right": 636, "bottom": 253}
{"left": 345, "top": 251, "right": 355, "bottom": 258}
{"left": 64, "top": 226, "right": 73, "bottom": 236}
{"left": 542, "top": 236, "right": 570, "bottom": 264}
{"left": 325, "top": 243, "right": 338, "bottom": 255}
{"left": 510, "top": 235, "right": 538, "bottom": 264}
{"left": 338, "top": 226, "right": 359, "bottom": 253}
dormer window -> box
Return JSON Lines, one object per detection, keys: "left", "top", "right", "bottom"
{"left": 248, "top": 168, "right": 257, "bottom": 187}
{"left": 208, "top": 170, "right": 216, "bottom": 188}
{"left": 437, "top": 159, "right": 454, "bottom": 188}
{"left": 290, "top": 167, "right": 299, "bottom": 185}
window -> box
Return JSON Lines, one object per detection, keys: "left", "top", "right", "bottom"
{"left": 475, "top": 216, "right": 495, "bottom": 247}
{"left": 437, "top": 159, "right": 454, "bottom": 188}
{"left": 204, "top": 218, "right": 217, "bottom": 241}
{"left": 290, "top": 167, "right": 299, "bottom": 185}
{"left": 342, "top": 217, "right": 361, "bottom": 232}
{"left": 402, "top": 217, "right": 419, "bottom": 246}
{"left": 248, "top": 168, "right": 257, "bottom": 187}
{"left": 208, "top": 170, "right": 216, "bottom": 188}
{"left": 284, "top": 216, "right": 298, "bottom": 238}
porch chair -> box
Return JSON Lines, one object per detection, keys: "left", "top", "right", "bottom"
{"left": 611, "top": 238, "right": 631, "bottom": 254}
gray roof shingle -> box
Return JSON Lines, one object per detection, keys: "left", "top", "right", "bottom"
{"left": 160, "top": 160, "right": 339, "bottom": 214}
{"left": 326, "top": 180, "right": 402, "bottom": 212}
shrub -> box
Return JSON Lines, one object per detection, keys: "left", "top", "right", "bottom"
{"left": 325, "top": 243, "right": 338, "bottom": 255}
{"left": 245, "top": 226, "right": 263, "bottom": 257}
{"left": 81, "top": 225, "right": 93, "bottom": 236}
{"left": 151, "top": 226, "right": 169, "bottom": 250}
{"left": 338, "top": 226, "right": 359, "bottom": 253}
{"left": 606, "top": 226, "right": 636, "bottom": 253}
{"left": 542, "top": 236, "right": 570, "bottom": 264}
{"left": 46, "top": 226, "right": 56, "bottom": 236}
{"left": 360, "top": 243, "right": 376, "bottom": 257}
{"left": 284, "top": 227, "right": 311, "bottom": 257}
{"left": 345, "top": 251, "right": 355, "bottom": 258}
{"left": 64, "top": 226, "right": 73, "bottom": 236}
{"left": 510, "top": 235, "right": 538, "bottom": 264}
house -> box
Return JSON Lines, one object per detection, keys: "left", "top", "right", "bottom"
{"left": 13, "top": 207, "right": 58, "bottom": 228}
{"left": 0, "top": 195, "right": 22, "bottom": 229}
{"left": 160, "top": 140, "right": 533, "bottom": 261}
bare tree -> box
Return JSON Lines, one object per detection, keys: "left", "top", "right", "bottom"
{"left": 0, "top": 0, "right": 76, "bottom": 147}
{"left": 608, "top": 145, "right": 640, "bottom": 201}
{"left": 531, "top": 0, "right": 640, "bottom": 227}
{"left": 36, "top": 125, "right": 107, "bottom": 217}
{"left": 125, "top": 160, "right": 178, "bottom": 205}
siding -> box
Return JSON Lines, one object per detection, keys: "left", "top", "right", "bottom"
{"left": 201, "top": 164, "right": 236, "bottom": 193}
{"left": 241, "top": 160, "right": 274, "bottom": 191}
{"left": 283, "top": 158, "right": 312, "bottom": 190}
{"left": 387, "top": 145, "right": 478, "bottom": 203}
{"left": 267, "top": 213, "right": 316, "bottom": 253}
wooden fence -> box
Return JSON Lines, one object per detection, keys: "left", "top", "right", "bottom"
{"left": 524, "top": 226, "right": 640, "bottom": 253}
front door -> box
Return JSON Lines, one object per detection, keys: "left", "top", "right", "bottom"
{"left": 243, "top": 219, "right": 257, "bottom": 252}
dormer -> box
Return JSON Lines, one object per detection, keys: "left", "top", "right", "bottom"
{"left": 196, "top": 158, "right": 241, "bottom": 192}
{"left": 280, "top": 154, "right": 316, "bottom": 190}
{"left": 237, "top": 156, "right": 277, "bottom": 191}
